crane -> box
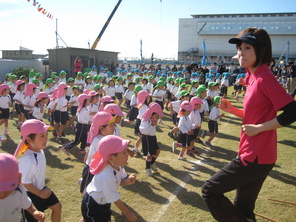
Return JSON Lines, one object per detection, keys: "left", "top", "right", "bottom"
{"left": 91, "top": 0, "right": 122, "bottom": 50}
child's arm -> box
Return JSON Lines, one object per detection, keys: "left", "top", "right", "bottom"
{"left": 114, "top": 199, "right": 137, "bottom": 222}
{"left": 23, "top": 183, "right": 52, "bottom": 199}
{"left": 120, "top": 174, "right": 136, "bottom": 186}
{"left": 26, "top": 204, "right": 45, "bottom": 222}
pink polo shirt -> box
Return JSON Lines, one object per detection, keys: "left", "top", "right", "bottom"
{"left": 239, "top": 64, "right": 294, "bottom": 164}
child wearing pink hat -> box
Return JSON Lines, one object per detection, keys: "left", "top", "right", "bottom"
{"left": 188, "top": 96, "right": 206, "bottom": 156}
{"left": 53, "top": 83, "right": 71, "bottom": 143}
{"left": 14, "top": 119, "right": 62, "bottom": 222}
{"left": 13, "top": 80, "right": 26, "bottom": 129}
{"left": 87, "top": 91, "right": 100, "bottom": 119}
{"left": 0, "top": 84, "right": 11, "bottom": 136}
{"left": 104, "top": 103, "right": 126, "bottom": 137}
{"left": 22, "top": 83, "right": 37, "bottom": 120}
{"left": 132, "top": 89, "right": 151, "bottom": 155}
{"left": 98, "top": 95, "right": 115, "bottom": 111}
{"left": 47, "top": 88, "right": 58, "bottom": 132}
{"left": 0, "top": 153, "right": 45, "bottom": 222}
{"left": 32, "top": 92, "right": 49, "bottom": 121}
{"left": 139, "top": 102, "right": 164, "bottom": 176}
{"left": 173, "top": 101, "right": 195, "bottom": 160}
{"left": 81, "top": 135, "right": 137, "bottom": 222}
{"left": 59, "top": 94, "right": 92, "bottom": 156}
{"left": 80, "top": 111, "right": 116, "bottom": 194}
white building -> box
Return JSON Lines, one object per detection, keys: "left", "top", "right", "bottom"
{"left": 178, "top": 12, "right": 296, "bottom": 65}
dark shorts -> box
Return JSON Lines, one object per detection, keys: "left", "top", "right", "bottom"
{"left": 234, "top": 84, "right": 243, "bottom": 91}
{"left": 15, "top": 103, "right": 25, "bottom": 115}
{"left": 55, "top": 111, "right": 69, "bottom": 125}
{"left": 24, "top": 110, "right": 34, "bottom": 120}
{"left": 0, "top": 108, "right": 9, "bottom": 119}
{"left": 115, "top": 92, "right": 123, "bottom": 100}
{"left": 220, "top": 86, "right": 228, "bottom": 95}
{"left": 208, "top": 120, "right": 218, "bottom": 133}
{"left": 71, "top": 106, "right": 78, "bottom": 116}
{"left": 167, "top": 91, "right": 172, "bottom": 100}
{"left": 155, "top": 100, "right": 164, "bottom": 110}
{"left": 81, "top": 193, "right": 111, "bottom": 222}
{"left": 128, "top": 107, "right": 138, "bottom": 121}
{"left": 142, "top": 135, "right": 159, "bottom": 156}
{"left": 134, "top": 118, "right": 141, "bottom": 135}
{"left": 24, "top": 187, "right": 60, "bottom": 222}
{"left": 80, "top": 164, "right": 94, "bottom": 194}
{"left": 190, "top": 128, "right": 200, "bottom": 141}
{"left": 178, "top": 131, "right": 192, "bottom": 147}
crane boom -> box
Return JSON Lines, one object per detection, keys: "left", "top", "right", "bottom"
{"left": 91, "top": 0, "right": 122, "bottom": 50}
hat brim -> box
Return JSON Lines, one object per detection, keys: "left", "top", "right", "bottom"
{"left": 228, "top": 37, "right": 257, "bottom": 45}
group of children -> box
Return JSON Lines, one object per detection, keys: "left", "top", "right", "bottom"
{"left": 0, "top": 65, "right": 237, "bottom": 221}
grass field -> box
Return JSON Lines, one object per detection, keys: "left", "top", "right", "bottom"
{"left": 1, "top": 93, "right": 295, "bottom": 222}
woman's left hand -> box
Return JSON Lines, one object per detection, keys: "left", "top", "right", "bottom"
{"left": 242, "top": 124, "right": 262, "bottom": 136}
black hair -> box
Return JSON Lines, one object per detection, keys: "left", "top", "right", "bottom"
{"left": 17, "top": 83, "right": 25, "bottom": 91}
{"left": 24, "top": 133, "right": 37, "bottom": 145}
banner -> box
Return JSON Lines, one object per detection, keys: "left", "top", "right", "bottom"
{"left": 27, "top": 0, "right": 54, "bottom": 20}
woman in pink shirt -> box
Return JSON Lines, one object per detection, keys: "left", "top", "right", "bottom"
{"left": 202, "top": 28, "right": 296, "bottom": 222}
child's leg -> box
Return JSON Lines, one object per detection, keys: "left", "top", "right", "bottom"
{"left": 58, "top": 121, "right": 69, "bottom": 136}
{"left": 48, "top": 202, "right": 62, "bottom": 222}
{"left": 118, "top": 99, "right": 123, "bottom": 106}
{"left": 207, "top": 132, "right": 217, "bottom": 143}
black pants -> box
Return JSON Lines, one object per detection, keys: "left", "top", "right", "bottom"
{"left": 64, "top": 123, "right": 90, "bottom": 150}
{"left": 202, "top": 157, "right": 274, "bottom": 222}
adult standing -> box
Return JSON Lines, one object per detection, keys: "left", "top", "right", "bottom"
{"left": 202, "top": 28, "right": 296, "bottom": 222}
{"left": 74, "top": 57, "right": 83, "bottom": 77}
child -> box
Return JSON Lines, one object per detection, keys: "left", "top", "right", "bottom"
{"left": 115, "top": 76, "right": 124, "bottom": 106}
{"left": 80, "top": 112, "right": 116, "bottom": 194}
{"left": 152, "top": 80, "right": 166, "bottom": 112}
{"left": 188, "top": 96, "right": 205, "bottom": 156}
{"left": 123, "top": 82, "right": 135, "bottom": 110}
{"left": 205, "top": 96, "right": 225, "bottom": 148}
{"left": 32, "top": 92, "right": 49, "bottom": 121}
{"left": 88, "top": 91, "right": 100, "bottom": 119}
{"left": 172, "top": 101, "right": 195, "bottom": 160}
{"left": 0, "top": 84, "right": 12, "bottom": 135}
{"left": 66, "top": 77, "right": 75, "bottom": 101}
{"left": 206, "top": 82, "right": 219, "bottom": 109}
{"left": 84, "top": 75, "right": 94, "bottom": 91}
{"left": 22, "top": 83, "right": 37, "bottom": 120}
{"left": 0, "top": 153, "right": 45, "bottom": 222}
{"left": 74, "top": 72, "right": 85, "bottom": 91}
{"left": 98, "top": 95, "right": 115, "bottom": 111}
{"left": 45, "top": 78, "right": 55, "bottom": 96}
{"left": 53, "top": 83, "right": 71, "bottom": 143}
{"left": 58, "top": 70, "right": 67, "bottom": 84}
{"left": 59, "top": 94, "right": 92, "bottom": 155}
{"left": 32, "top": 79, "right": 40, "bottom": 98}
{"left": 140, "top": 102, "right": 164, "bottom": 176}
{"left": 103, "top": 79, "right": 116, "bottom": 100}
{"left": 13, "top": 80, "right": 26, "bottom": 128}
{"left": 14, "top": 119, "right": 62, "bottom": 222}
{"left": 124, "top": 85, "right": 142, "bottom": 124}
{"left": 189, "top": 80, "right": 199, "bottom": 99}
{"left": 68, "top": 85, "right": 80, "bottom": 129}
{"left": 89, "top": 65, "right": 98, "bottom": 77}
{"left": 104, "top": 103, "right": 126, "bottom": 137}
{"left": 165, "top": 77, "right": 174, "bottom": 111}
{"left": 220, "top": 73, "right": 230, "bottom": 98}
{"left": 81, "top": 135, "right": 137, "bottom": 222}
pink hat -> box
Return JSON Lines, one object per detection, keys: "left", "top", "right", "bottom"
{"left": 137, "top": 90, "right": 151, "bottom": 108}
{"left": 141, "top": 102, "right": 164, "bottom": 122}
{"left": 14, "top": 119, "right": 50, "bottom": 157}
{"left": 90, "top": 135, "right": 130, "bottom": 175}
{"left": 190, "top": 96, "right": 205, "bottom": 106}
{"left": 77, "top": 94, "right": 91, "bottom": 112}
{"left": 57, "top": 83, "right": 67, "bottom": 98}
{"left": 98, "top": 96, "right": 115, "bottom": 111}
{"left": 83, "top": 89, "right": 91, "bottom": 94}
{"left": 50, "top": 88, "right": 58, "bottom": 101}
{"left": 88, "top": 91, "right": 98, "bottom": 97}
{"left": 178, "top": 101, "right": 193, "bottom": 118}
{"left": 15, "top": 80, "right": 25, "bottom": 87}
{"left": 0, "top": 153, "right": 19, "bottom": 192}
{"left": 86, "top": 111, "right": 116, "bottom": 144}
{"left": 104, "top": 103, "right": 126, "bottom": 117}
{"left": 37, "top": 92, "right": 49, "bottom": 99}
{"left": 24, "top": 83, "right": 36, "bottom": 97}
{"left": 0, "top": 84, "right": 10, "bottom": 95}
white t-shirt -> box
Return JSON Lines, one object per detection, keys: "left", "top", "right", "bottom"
{"left": 69, "top": 94, "right": 79, "bottom": 107}
{"left": 19, "top": 149, "right": 46, "bottom": 190}
{"left": 207, "top": 89, "right": 219, "bottom": 99}
{"left": 33, "top": 105, "right": 46, "bottom": 120}
{"left": 13, "top": 90, "right": 25, "bottom": 104}
{"left": 87, "top": 164, "right": 127, "bottom": 204}
{"left": 23, "top": 95, "right": 36, "bottom": 111}
{"left": 137, "top": 104, "right": 148, "bottom": 119}
{"left": 171, "top": 100, "right": 181, "bottom": 113}
{"left": 130, "top": 94, "right": 137, "bottom": 106}
{"left": 209, "top": 106, "right": 221, "bottom": 121}
{"left": 86, "top": 135, "right": 104, "bottom": 165}
{"left": 77, "top": 107, "right": 91, "bottom": 124}
{"left": 115, "top": 84, "right": 124, "bottom": 93}
{"left": 178, "top": 115, "right": 194, "bottom": 134}
{"left": 153, "top": 89, "right": 166, "bottom": 102}
{"left": 103, "top": 86, "right": 116, "bottom": 97}
{"left": 123, "top": 89, "right": 133, "bottom": 100}
{"left": 189, "top": 109, "right": 202, "bottom": 127}
{"left": 0, "top": 185, "right": 32, "bottom": 222}
{"left": 56, "top": 96, "right": 68, "bottom": 112}
{"left": 0, "top": 95, "right": 11, "bottom": 109}
{"left": 139, "top": 120, "right": 156, "bottom": 136}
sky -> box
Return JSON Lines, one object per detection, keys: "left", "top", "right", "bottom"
{"left": 0, "top": 0, "right": 295, "bottom": 60}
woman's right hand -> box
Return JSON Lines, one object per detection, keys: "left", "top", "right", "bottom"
{"left": 219, "top": 98, "right": 233, "bottom": 113}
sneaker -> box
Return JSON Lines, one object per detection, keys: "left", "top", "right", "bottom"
{"left": 78, "top": 178, "right": 83, "bottom": 185}
{"left": 195, "top": 138, "right": 205, "bottom": 145}
{"left": 168, "top": 131, "right": 175, "bottom": 139}
{"left": 0, "top": 134, "right": 7, "bottom": 143}
{"left": 61, "top": 147, "right": 70, "bottom": 156}
{"left": 150, "top": 163, "right": 158, "bottom": 171}
{"left": 78, "top": 149, "right": 86, "bottom": 154}
{"left": 178, "top": 155, "right": 186, "bottom": 160}
{"left": 172, "top": 142, "right": 178, "bottom": 152}
{"left": 205, "top": 141, "right": 213, "bottom": 148}
{"left": 56, "top": 136, "right": 64, "bottom": 144}
{"left": 145, "top": 168, "right": 154, "bottom": 176}
{"left": 132, "top": 148, "right": 142, "bottom": 155}
{"left": 53, "top": 131, "right": 58, "bottom": 137}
